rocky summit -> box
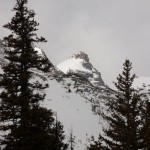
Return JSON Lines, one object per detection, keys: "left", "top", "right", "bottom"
{"left": 57, "top": 51, "right": 105, "bottom": 87}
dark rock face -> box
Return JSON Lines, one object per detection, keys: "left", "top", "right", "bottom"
{"left": 60, "top": 51, "right": 105, "bottom": 87}
{"left": 71, "top": 51, "right": 90, "bottom": 63}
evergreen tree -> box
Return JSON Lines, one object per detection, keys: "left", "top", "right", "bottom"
{"left": 141, "top": 99, "right": 150, "bottom": 149}
{"left": 0, "top": 0, "right": 54, "bottom": 149}
{"left": 103, "top": 59, "right": 144, "bottom": 149}
{"left": 88, "top": 59, "right": 145, "bottom": 150}
{"left": 51, "top": 114, "right": 68, "bottom": 150}
{"left": 87, "top": 135, "right": 108, "bottom": 150}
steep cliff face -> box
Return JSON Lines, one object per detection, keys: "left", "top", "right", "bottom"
{"left": 57, "top": 51, "right": 105, "bottom": 87}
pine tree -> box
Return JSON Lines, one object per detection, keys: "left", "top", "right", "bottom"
{"left": 0, "top": 0, "right": 54, "bottom": 149}
{"left": 102, "top": 59, "right": 144, "bottom": 150}
{"left": 51, "top": 113, "right": 68, "bottom": 150}
{"left": 88, "top": 59, "right": 145, "bottom": 150}
{"left": 141, "top": 98, "right": 150, "bottom": 149}
{"left": 87, "top": 135, "right": 108, "bottom": 150}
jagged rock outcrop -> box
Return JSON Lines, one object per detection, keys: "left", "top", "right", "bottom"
{"left": 71, "top": 51, "right": 90, "bottom": 62}
{"left": 57, "top": 51, "right": 105, "bottom": 87}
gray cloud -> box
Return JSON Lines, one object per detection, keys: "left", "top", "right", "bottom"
{"left": 1, "top": 0, "right": 150, "bottom": 88}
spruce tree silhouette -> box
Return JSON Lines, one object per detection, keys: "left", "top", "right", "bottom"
{"left": 0, "top": 0, "right": 59, "bottom": 149}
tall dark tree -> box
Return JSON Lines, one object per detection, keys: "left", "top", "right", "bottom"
{"left": 141, "top": 98, "right": 150, "bottom": 149}
{"left": 0, "top": 0, "right": 54, "bottom": 149}
{"left": 103, "top": 60, "right": 144, "bottom": 149}
{"left": 51, "top": 114, "right": 68, "bottom": 150}
{"left": 87, "top": 135, "right": 108, "bottom": 150}
{"left": 88, "top": 60, "right": 145, "bottom": 150}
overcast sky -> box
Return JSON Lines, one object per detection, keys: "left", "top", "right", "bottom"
{"left": 0, "top": 0, "right": 150, "bottom": 88}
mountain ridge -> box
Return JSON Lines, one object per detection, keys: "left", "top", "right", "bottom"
{"left": 57, "top": 51, "right": 105, "bottom": 87}
{"left": 0, "top": 42, "right": 150, "bottom": 149}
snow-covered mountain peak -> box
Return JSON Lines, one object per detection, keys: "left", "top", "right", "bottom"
{"left": 71, "top": 51, "right": 89, "bottom": 62}
{"left": 57, "top": 51, "right": 105, "bottom": 87}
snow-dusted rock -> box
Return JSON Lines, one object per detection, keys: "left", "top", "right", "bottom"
{"left": 57, "top": 51, "right": 105, "bottom": 87}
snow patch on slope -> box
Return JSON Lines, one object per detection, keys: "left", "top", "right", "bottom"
{"left": 43, "top": 79, "right": 103, "bottom": 150}
{"left": 57, "top": 57, "right": 91, "bottom": 74}
{"left": 133, "top": 76, "right": 150, "bottom": 90}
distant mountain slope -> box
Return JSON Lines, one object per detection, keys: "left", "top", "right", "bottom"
{"left": 57, "top": 51, "right": 105, "bottom": 87}
{"left": 0, "top": 42, "right": 113, "bottom": 149}
{"left": 1, "top": 42, "right": 150, "bottom": 149}
{"left": 44, "top": 79, "right": 104, "bottom": 150}
{"left": 133, "top": 76, "right": 150, "bottom": 90}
